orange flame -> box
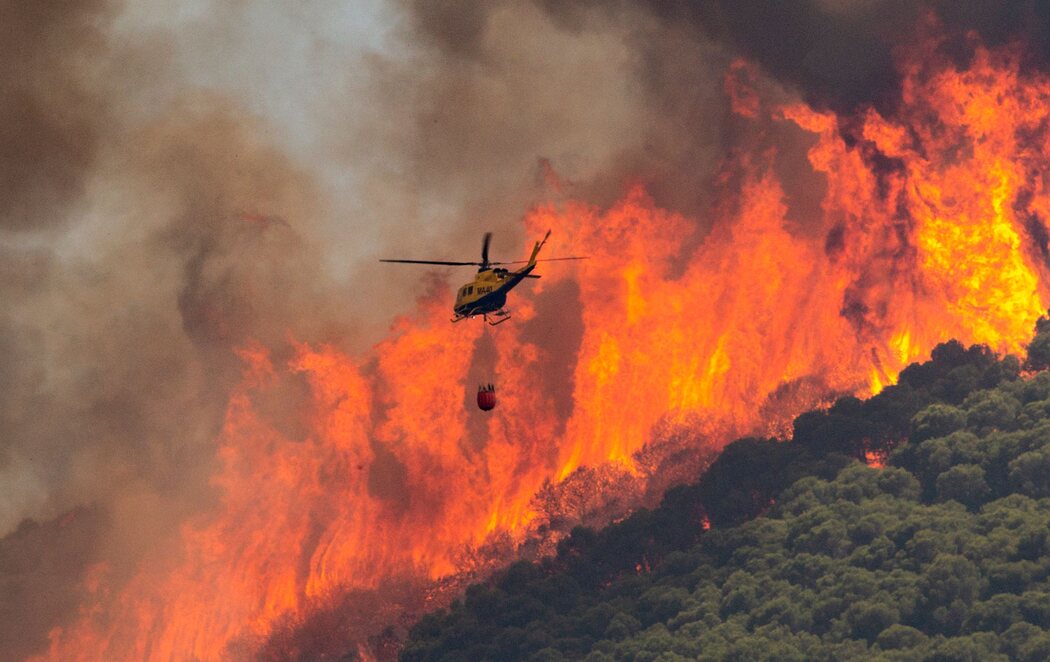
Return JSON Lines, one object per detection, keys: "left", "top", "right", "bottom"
{"left": 37, "top": 39, "right": 1050, "bottom": 661}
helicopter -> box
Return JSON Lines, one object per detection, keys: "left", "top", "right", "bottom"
{"left": 380, "top": 230, "right": 585, "bottom": 325}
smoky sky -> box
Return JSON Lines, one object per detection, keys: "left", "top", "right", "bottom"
{"left": 3, "top": 0, "right": 1049, "bottom": 659}
{"left": 0, "top": 0, "right": 112, "bottom": 231}
{"left": 390, "top": 0, "right": 1050, "bottom": 235}
{"left": 524, "top": 0, "right": 1050, "bottom": 115}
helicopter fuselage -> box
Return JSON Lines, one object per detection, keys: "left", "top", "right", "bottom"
{"left": 452, "top": 264, "right": 534, "bottom": 318}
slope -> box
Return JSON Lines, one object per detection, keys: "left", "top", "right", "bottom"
{"left": 398, "top": 328, "right": 1050, "bottom": 661}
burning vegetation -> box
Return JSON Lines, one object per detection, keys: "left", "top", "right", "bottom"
{"left": 400, "top": 333, "right": 1050, "bottom": 661}
{"left": 7, "top": 1, "right": 1050, "bottom": 661}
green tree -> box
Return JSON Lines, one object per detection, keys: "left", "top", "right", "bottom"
{"left": 604, "top": 612, "right": 641, "bottom": 641}
{"left": 964, "top": 594, "right": 1022, "bottom": 633}
{"left": 963, "top": 390, "right": 1020, "bottom": 432}
{"left": 935, "top": 464, "right": 991, "bottom": 510}
{"left": 845, "top": 597, "right": 900, "bottom": 642}
{"left": 912, "top": 405, "right": 967, "bottom": 443}
{"left": 874, "top": 624, "right": 927, "bottom": 650}
{"left": 920, "top": 554, "right": 983, "bottom": 633}
{"left": 1007, "top": 446, "right": 1050, "bottom": 498}
{"left": 1024, "top": 315, "right": 1050, "bottom": 370}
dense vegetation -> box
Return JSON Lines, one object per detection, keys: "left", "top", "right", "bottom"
{"left": 398, "top": 330, "right": 1050, "bottom": 661}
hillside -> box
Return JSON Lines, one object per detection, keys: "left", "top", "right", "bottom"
{"left": 397, "top": 331, "right": 1050, "bottom": 661}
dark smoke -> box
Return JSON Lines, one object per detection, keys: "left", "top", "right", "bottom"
{"left": 0, "top": 94, "right": 344, "bottom": 654}
{"left": 530, "top": 1, "right": 1050, "bottom": 116}
{"left": 0, "top": 0, "right": 118, "bottom": 653}
{"left": 7, "top": 0, "right": 1050, "bottom": 659}
{"left": 1, "top": 0, "right": 722, "bottom": 654}
{"left": 0, "top": 508, "right": 106, "bottom": 662}
{"left": 382, "top": 0, "right": 734, "bottom": 226}
{"left": 0, "top": 2, "right": 355, "bottom": 654}
{"left": 0, "top": 0, "right": 113, "bottom": 231}
{"left": 392, "top": 0, "right": 1050, "bottom": 239}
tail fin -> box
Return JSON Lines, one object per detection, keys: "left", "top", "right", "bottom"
{"left": 527, "top": 229, "right": 551, "bottom": 266}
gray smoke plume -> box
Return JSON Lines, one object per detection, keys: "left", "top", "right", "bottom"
{"left": 0, "top": 0, "right": 733, "bottom": 656}
{"left": 0, "top": 0, "right": 113, "bottom": 231}
{"left": 6, "top": 0, "right": 1045, "bottom": 659}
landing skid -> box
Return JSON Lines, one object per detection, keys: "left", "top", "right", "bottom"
{"left": 485, "top": 310, "right": 511, "bottom": 326}
{"left": 451, "top": 309, "right": 512, "bottom": 325}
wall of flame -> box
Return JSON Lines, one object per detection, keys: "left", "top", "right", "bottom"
{"left": 36, "top": 41, "right": 1050, "bottom": 662}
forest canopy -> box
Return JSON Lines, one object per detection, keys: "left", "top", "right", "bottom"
{"left": 398, "top": 324, "right": 1050, "bottom": 661}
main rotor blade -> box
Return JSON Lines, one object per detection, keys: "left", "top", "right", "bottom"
{"left": 379, "top": 259, "right": 480, "bottom": 266}
{"left": 481, "top": 232, "right": 492, "bottom": 268}
{"left": 488, "top": 256, "right": 589, "bottom": 265}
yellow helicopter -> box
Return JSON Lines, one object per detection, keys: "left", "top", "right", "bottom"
{"left": 381, "top": 230, "right": 585, "bottom": 325}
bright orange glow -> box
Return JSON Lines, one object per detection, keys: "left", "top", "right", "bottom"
{"left": 37, "top": 39, "right": 1050, "bottom": 661}
{"left": 865, "top": 449, "right": 888, "bottom": 469}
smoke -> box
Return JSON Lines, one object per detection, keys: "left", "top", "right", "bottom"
{"left": 383, "top": 0, "right": 1050, "bottom": 261}
{"left": 1, "top": 2, "right": 359, "bottom": 655}
{"left": 382, "top": 0, "right": 734, "bottom": 221}
{"left": 676, "top": 2, "right": 1050, "bottom": 113}
{"left": 0, "top": 0, "right": 732, "bottom": 656}
{"left": 0, "top": 508, "right": 106, "bottom": 662}
{"left": 5, "top": 0, "right": 1049, "bottom": 659}
{"left": 0, "top": 0, "right": 113, "bottom": 231}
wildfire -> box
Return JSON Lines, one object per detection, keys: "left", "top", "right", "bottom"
{"left": 37, "top": 34, "right": 1050, "bottom": 662}
{"left": 865, "top": 449, "right": 888, "bottom": 470}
